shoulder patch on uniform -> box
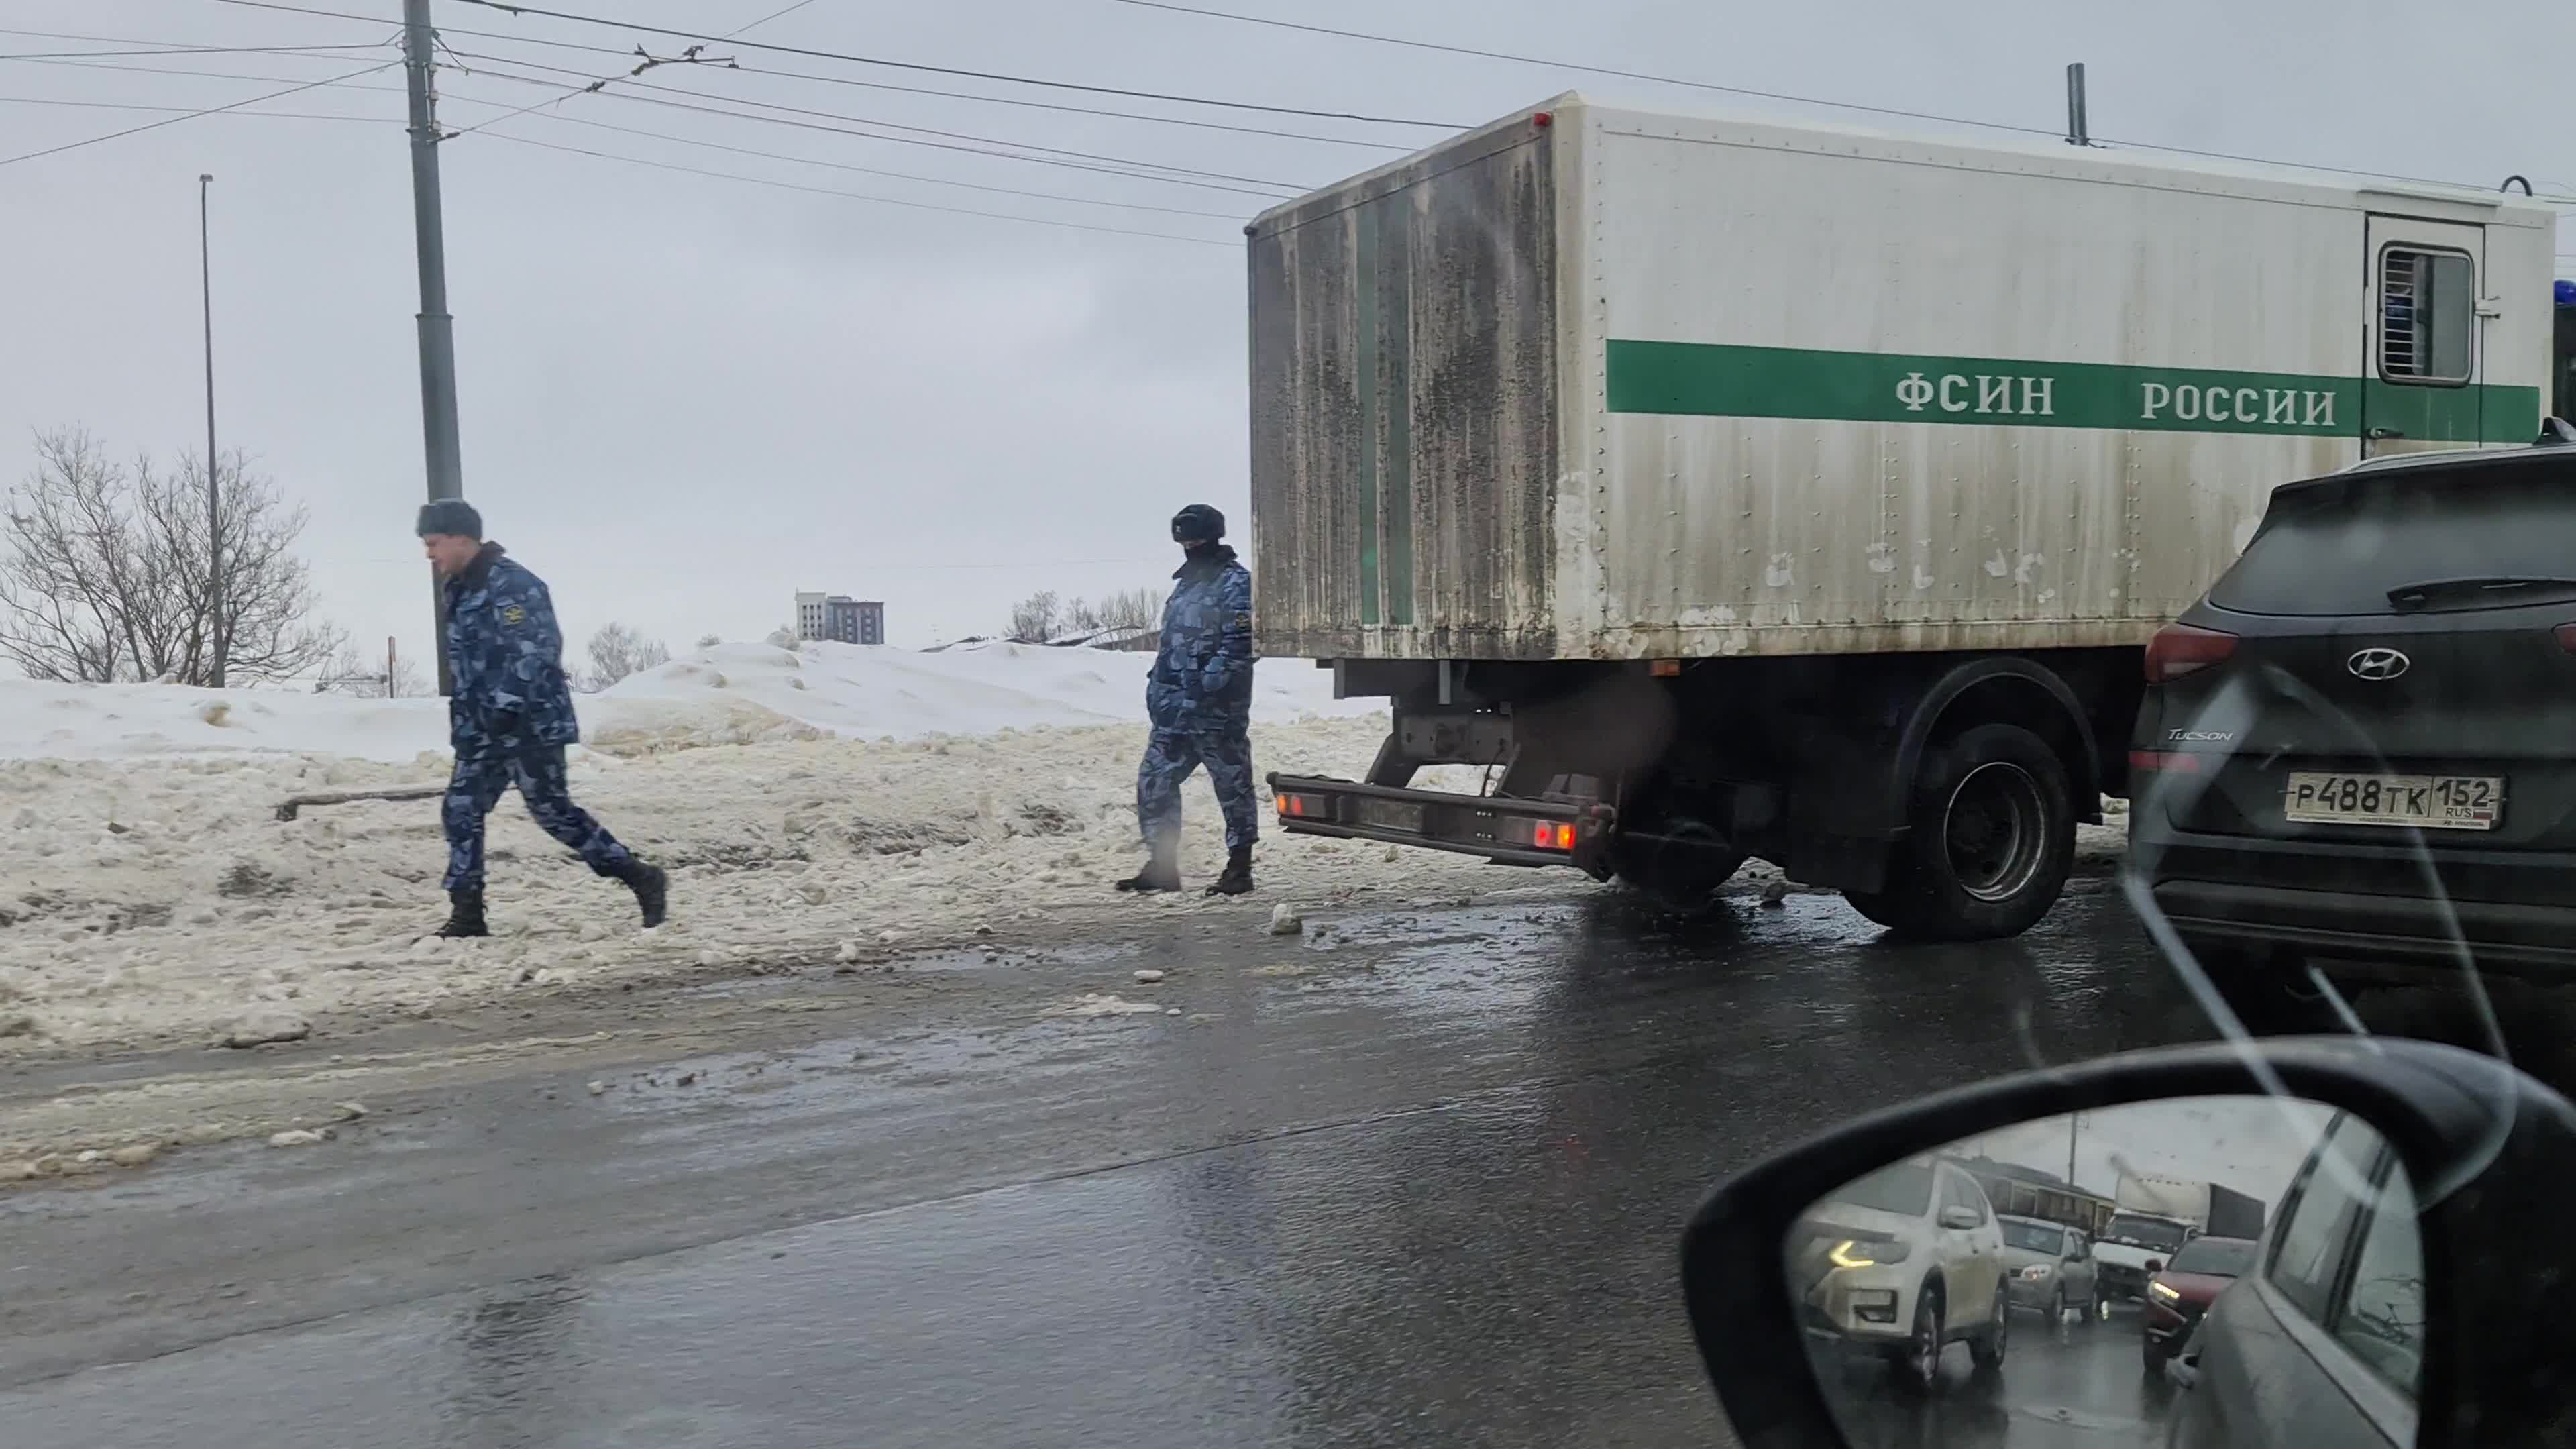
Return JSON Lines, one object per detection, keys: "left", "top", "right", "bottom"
{"left": 500, "top": 604, "right": 527, "bottom": 626}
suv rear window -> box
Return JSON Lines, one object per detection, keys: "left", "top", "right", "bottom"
{"left": 2211, "top": 463, "right": 2576, "bottom": 616}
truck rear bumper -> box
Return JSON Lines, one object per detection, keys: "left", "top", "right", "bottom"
{"left": 1265, "top": 773, "right": 1617, "bottom": 870}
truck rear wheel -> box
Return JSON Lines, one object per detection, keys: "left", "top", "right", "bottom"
{"left": 1844, "top": 722, "right": 2074, "bottom": 941}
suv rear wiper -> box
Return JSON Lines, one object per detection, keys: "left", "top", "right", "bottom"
{"left": 2384, "top": 575, "right": 2576, "bottom": 606}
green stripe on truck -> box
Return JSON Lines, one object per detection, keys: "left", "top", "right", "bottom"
{"left": 1606, "top": 340, "right": 2540, "bottom": 443}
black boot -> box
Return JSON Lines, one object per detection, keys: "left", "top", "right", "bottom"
{"left": 615, "top": 859, "right": 669, "bottom": 928}
{"left": 1206, "top": 846, "right": 1254, "bottom": 896}
{"left": 1114, "top": 861, "right": 1182, "bottom": 893}
{"left": 433, "top": 887, "right": 488, "bottom": 939}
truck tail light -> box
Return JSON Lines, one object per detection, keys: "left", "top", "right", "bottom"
{"left": 1507, "top": 818, "right": 1578, "bottom": 851}
{"left": 2145, "top": 623, "right": 2238, "bottom": 683}
{"left": 1275, "top": 792, "right": 1328, "bottom": 820}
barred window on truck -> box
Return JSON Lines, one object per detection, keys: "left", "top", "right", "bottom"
{"left": 2379, "top": 246, "right": 2476, "bottom": 386}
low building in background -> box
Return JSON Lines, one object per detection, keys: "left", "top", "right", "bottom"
{"left": 795, "top": 592, "right": 885, "bottom": 645}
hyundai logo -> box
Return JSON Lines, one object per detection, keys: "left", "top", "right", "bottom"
{"left": 2347, "top": 647, "right": 2412, "bottom": 681}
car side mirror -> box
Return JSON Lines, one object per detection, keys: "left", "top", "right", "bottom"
{"left": 1937, "top": 1205, "right": 1980, "bottom": 1231}
{"left": 1678, "top": 1038, "right": 2576, "bottom": 1447}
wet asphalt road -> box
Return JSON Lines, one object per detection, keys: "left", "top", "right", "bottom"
{"left": 1, "top": 879, "right": 2218, "bottom": 1446}
{"left": 1823, "top": 1305, "right": 2176, "bottom": 1449}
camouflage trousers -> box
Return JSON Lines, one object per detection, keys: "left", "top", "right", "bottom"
{"left": 1136, "top": 722, "right": 1259, "bottom": 856}
{"left": 443, "top": 744, "right": 635, "bottom": 892}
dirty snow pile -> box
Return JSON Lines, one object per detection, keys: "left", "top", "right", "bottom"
{"left": 0, "top": 643, "right": 1535, "bottom": 1053}
{"left": 0, "top": 639, "right": 1381, "bottom": 763}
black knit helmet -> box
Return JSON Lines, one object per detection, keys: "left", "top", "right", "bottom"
{"left": 1171, "top": 503, "right": 1226, "bottom": 543}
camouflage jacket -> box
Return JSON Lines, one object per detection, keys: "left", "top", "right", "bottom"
{"left": 442, "top": 543, "right": 580, "bottom": 751}
{"left": 1146, "top": 545, "right": 1254, "bottom": 729}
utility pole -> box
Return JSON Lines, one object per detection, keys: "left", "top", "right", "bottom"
{"left": 2063, "top": 63, "right": 2091, "bottom": 148}
{"left": 199, "top": 172, "right": 225, "bottom": 687}
{"left": 405, "top": 0, "right": 464, "bottom": 694}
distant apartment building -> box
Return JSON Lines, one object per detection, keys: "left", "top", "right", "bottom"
{"left": 794, "top": 592, "right": 885, "bottom": 646}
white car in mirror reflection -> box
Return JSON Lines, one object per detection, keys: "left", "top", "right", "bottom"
{"left": 1790, "top": 1155, "right": 2011, "bottom": 1388}
{"left": 1998, "top": 1213, "right": 2107, "bottom": 1321}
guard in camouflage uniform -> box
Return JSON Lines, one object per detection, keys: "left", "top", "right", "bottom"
{"left": 1116, "top": 503, "right": 1258, "bottom": 896}
{"left": 418, "top": 500, "right": 667, "bottom": 938}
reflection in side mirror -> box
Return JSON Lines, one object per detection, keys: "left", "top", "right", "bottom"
{"left": 1781, "top": 1095, "right": 2420, "bottom": 1443}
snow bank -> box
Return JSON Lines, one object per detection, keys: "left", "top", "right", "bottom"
{"left": 592, "top": 640, "right": 1375, "bottom": 750}
{"left": 0, "top": 715, "right": 1533, "bottom": 1053}
{"left": 0, "top": 647, "right": 1528, "bottom": 1054}
{"left": 0, "top": 641, "right": 1366, "bottom": 763}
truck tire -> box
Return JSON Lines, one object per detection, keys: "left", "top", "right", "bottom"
{"left": 1844, "top": 722, "right": 2074, "bottom": 941}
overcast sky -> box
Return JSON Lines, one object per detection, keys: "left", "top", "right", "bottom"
{"left": 1956, "top": 1095, "right": 2337, "bottom": 1208}
{"left": 1, "top": 0, "right": 2567, "bottom": 665}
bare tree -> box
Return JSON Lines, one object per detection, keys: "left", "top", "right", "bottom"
{"left": 1095, "top": 587, "right": 1163, "bottom": 633}
{"left": 695, "top": 633, "right": 722, "bottom": 649}
{"left": 582, "top": 621, "right": 671, "bottom": 691}
{"left": 1063, "top": 597, "right": 1104, "bottom": 635}
{"left": 1008, "top": 590, "right": 1061, "bottom": 643}
{"left": 0, "top": 429, "right": 341, "bottom": 684}
{"left": 317, "top": 642, "right": 426, "bottom": 698}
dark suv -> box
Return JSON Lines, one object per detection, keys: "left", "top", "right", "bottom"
{"left": 2130, "top": 434, "right": 2576, "bottom": 1013}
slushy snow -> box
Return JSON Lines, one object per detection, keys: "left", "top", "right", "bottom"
{"left": 0, "top": 641, "right": 1523, "bottom": 1053}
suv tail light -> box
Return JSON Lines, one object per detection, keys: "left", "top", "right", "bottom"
{"left": 2146, "top": 623, "right": 2239, "bottom": 683}
{"left": 2556, "top": 623, "right": 2576, "bottom": 654}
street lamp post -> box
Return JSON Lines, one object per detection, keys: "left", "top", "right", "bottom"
{"left": 199, "top": 172, "right": 225, "bottom": 687}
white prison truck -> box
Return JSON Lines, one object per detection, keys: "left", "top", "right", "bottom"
{"left": 1253, "top": 93, "right": 2563, "bottom": 938}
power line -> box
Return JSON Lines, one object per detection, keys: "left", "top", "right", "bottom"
{"left": 11, "top": 50, "right": 1283, "bottom": 217}
{"left": 450, "top": 53, "right": 1305, "bottom": 197}
{"left": 1114, "top": 0, "right": 2576, "bottom": 205}
{"left": 454, "top": 53, "right": 1304, "bottom": 192}
{"left": 482, "top": 46, "right": 1410, "bottom": 152}
{"left": 448, "top": 0, "right": 1458, "bottom": 127}
{"left": 0, "top": 58, "right": 399, "bottom": 168}
{"left": 0, "top": 93, "right": 388, "bottom": 123}
{"left": 203, "top": 1, "right": 1421, "bottom": 149}
{"left": 0, "top": 36, "right": 387, "bottom": 60}
{"left": 483, "top": 128, "right": 1237, "bottom": 246}
{"left": 1109, "top": 0, "right": 2061, "bottom": 140}
{"left": 518, "top": 109, "right": 1249, "bottom": 218}
{"left": 727, "top": 0, "right": 822, "bottom": 38}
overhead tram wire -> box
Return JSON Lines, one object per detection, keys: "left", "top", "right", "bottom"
{"left": 462, "top": 48, "right": 1415, "bottom": 152}
{"left": 6, "top": 49, "right": 1285, "bottom": 219}
{"left": 484, "top": 109, "right": 1252, "bottom": 218}
{"left": 1114, "top": 0, "right": 2576, "bottom": 205}
{"left": 430, "top": 60, "right": 1263, "bottom": 217}
{"left": 0, "top": 93, "right": 389, "bottom": 124}
{"left": 480, "top": 129, "right": 1240, "bottom": 247}
{"left": 213, "top": 0, "right": 1458, "bottom": 129}
{"left": 197, "top": 1, "right": 1428, "bottom": 150}
{"left": 445, "top": 53, "right": 1307, "bottom": 198}
{"left": 0, "top": 57, "right": 398, "bottom": 167}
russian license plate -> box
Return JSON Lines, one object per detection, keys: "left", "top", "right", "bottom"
{"left": 2284, "top": 773, "right": 2502, "bottom": 831}
{"left": 1356, "top": 798, "right": 1426, "bottom": 833}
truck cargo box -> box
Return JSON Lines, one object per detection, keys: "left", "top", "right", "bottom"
{"left": 1248, "top": 93, "right": 2556, "bottom": 663}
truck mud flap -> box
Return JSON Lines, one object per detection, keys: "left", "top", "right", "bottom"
{"left": 1265, "top": 772, "right": 1615, "bottom": 870}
